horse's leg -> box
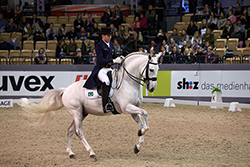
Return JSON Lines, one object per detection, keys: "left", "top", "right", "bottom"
{"left": 67, "top": 120, "right": 76, "bottom": 158}
{"left": 131, "top": 114, "right": 145, "bottom": 154}
{"left": 125, "top": 104, "right": 149, "bottom": 136}
{"left": 73, "top": 114, "right": 97, "bottom": 161}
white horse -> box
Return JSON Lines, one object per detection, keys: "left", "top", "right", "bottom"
{"left": 20, "top": 52, "right": 159, "bottom": 161}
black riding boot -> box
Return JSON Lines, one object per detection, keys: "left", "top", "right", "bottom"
{"left": 102, "top": 83, "right": 114, "bottom": 113}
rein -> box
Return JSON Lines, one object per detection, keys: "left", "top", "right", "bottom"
{"left": 113, "top": 57, "right": 158, "bottom": 90}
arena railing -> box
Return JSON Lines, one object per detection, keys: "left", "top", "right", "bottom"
{"left": 222, "top": 55, "right": 241, "bottom": 64}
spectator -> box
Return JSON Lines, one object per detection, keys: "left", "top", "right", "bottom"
{"left": 161, "top": 39, "right": 169, "bottom": 53}
{"left": 3, "top": 4, "right": 13, "bottom": 22}
{"left": 183, "top": 48, "right": 191, "bottom": 64}
{"left": 170, "top": 46, "right": 181, "bottom": 64}
{"left": 35, "top": 48, "right": 48, "bottom": 64}
{"left": 46, "top": 23, "right": 56, "bottom": 40}
{"left": 226, "top": 5, "right": 234, "bottom": 16}
{"left": 56, "top": 39, "right": 67, "bottom": 58}
{"left": 22, "top": 23, "right": 33, "bottom": 41}
{"left": 78, "top": 26, "right": 88, "bottom": 41}
{"left": 180, "top": 41, "right": 188, "bottom": 55}
{"left": 199, "top": 19, "right": 208, "bottom": 36}
{"left": 128, "top": 21, "right": 139, "bottom": 49}
{"left": 138, "top": 47, "right": 144, "bottom": 52}
{"left": 29, "top": 13, "right": 43, "bottom": 29}
{"left": 168, "top": 28, "right": 180, "bottom": 44}
{"left": 191, "top": 40, "right": 198, "bottom": 55}
{"left": 112, "top": 5, "right": 123, "bottom": 29}
{"left": 19, "top": 16, "right": 28, "bottom": 32}
{"left": 14, "top": 5, "right": 23, "bottom": 25}
{"left": 228, "top": 10, "right": 237, "bottom": 25}
{"left": 231, "top": 19, "right": 245, "bottom": 47}
{"left": 101, "top": 7, "right": 113, "bottom": 27}
{"left": 91, "top": 49, "right": 96, "bottom": 64}
{"left": 155, "top": 29, "right": 167, "bottom": 47}
{"left": 66, "top": 26, "right": 77, "bottom": 40}
{"left": 203, "top": 4, "right": 211, "bottom": 20}
{"left": 9, "top": 31, "right": 20, "bottom": 50}
{"left": 6, "top": 18, "right": 16, "bottom": 32}
{"left": 145, "top": 5, "right": 156, "bottom": 29}
{"left": 240, "top": 9, "right": 250, "bottom": 29}
{"left": 113, "top": 39, "right": 121, "bottom": 54}
{"left": 187, "top": 20, "right": 198, "bottom": 38}
{"left": 203, "top": 41, "right": 211, "bottom": 52}
{"left": 179, "top": 29, "right": 189, "bottom": 45}
{"left": 217, "top": 11, "right": 227, "bottom": 30}
{"left": 74, "top": 14, "right": 84, "bottom": 33}
{"left": 191, "top": 31, "right": 202, "bottom": 45}
{"left": 57, "top": 24, "right": 66, "bottom": 41}
{"left": 119, "top": 25, "right": 126, "bottom": 38}
{"left": 212, "top": 2, "right": 225, "bottom": 18}
{"left": 194, "top": 46, "right": 205, "bottom": 64}
{"left": 220, "top": 19, "right": 234, "bottom": 39}
{"left": 130, "top": 16, "right": 140, "bottom": 29}
{"left": 66, "top": 38, "right": 81, "bottom": 64}
{"left": 158, "top": 45, "right": 167, "bottom": 64}
{"left": 110, "top": 23, "right": 117, "bottom": 37}
{"left": 0, "top": 13, "right": 6, "bottom": 34}
{"left": 85, "top": 12, "right": 95, "bottom": 32}
{"left": 112, "top": 31, "right": 122, "bottom": 45}
{"left": 121, "top": 31, "right": 133, "bottom": 52}
{"left": 33, "top": 23, "right": 45, "bottom": 42}
{"left": 207, "top": 12, "right": 217, "bottom": 30}
{"left": 202, "top": 28, "right": 214, "bottom": 47}
{"left": 90, "top": 22, "right": 100, "bottom": 42}
{"left": 169, "top": 37, "right": 178, "bottom": 53}
{"left": 139, "top": 13, "right": 148, "bottom": 32}
{"left": 234, "top": 2, "right": 243, "bottom": 18}
{"left": 81, "top": 39, "right": 92, "bottom": 64}
{"left": 146, "top": 40, "right": 159, "bottom": 54}
{"left": 134, "top": 5, "right": 143, "bottom": 18}
{"left": 205, "top": 46, "right": 217, "bottom": 64}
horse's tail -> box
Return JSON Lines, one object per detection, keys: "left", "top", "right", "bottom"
{"left": 20, "top": 88, "right": 65, "bottom": 125}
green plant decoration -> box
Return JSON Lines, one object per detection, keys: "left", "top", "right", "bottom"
{"left": 212, "top": 87, "right": 222, "bottom": 94}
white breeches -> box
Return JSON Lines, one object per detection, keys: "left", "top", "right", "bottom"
{"left": 98, "top": 68, "right": 112, "bottom": 86}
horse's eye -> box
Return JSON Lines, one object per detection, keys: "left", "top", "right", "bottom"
{"left": 150, "top": 69, "right": 154, "bottom": 72}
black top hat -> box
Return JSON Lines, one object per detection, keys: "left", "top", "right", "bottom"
{"left": 100, "top": 27, "right": 112, "bottom": 35}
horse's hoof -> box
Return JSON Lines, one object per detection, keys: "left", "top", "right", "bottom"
{"left": 69, "top": 154, "right": 76, "bottom": 159}
{"left": 90, "top": 154, "right": 97, "bottom": 162}
{"left": 134, "top": 145, "right": 140, "bottom": 154}
{"left": 138, "top": 129, "right": 143, "bottom": 136}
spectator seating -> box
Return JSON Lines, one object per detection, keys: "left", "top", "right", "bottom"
{"left": 69, "top": 16, "right": 77, "bottom": 25}
{"left": 9, "top": 50, "right": 20, "bottom": 58}
{"left": 126, "top": 15, "right": 134, "bottom": 25}
{"left": 37, "top": 16, "right": 46, "bottom": 25}
{"left": 174, "top": 22, "right": 185, "bottom": 32}
{"left": 215, "top": 48, "right": 226, "bottom": 58}
{"left": 227, "top": 38, "right": 239, "bottom": 51}
{"left": 46, "top": 50, "right": 57, "bottom": 65}
{"left": 215, "top": 39, "right": 226, "bottom": 49}
{"left": 245, "top": 38, "right": 250, "bottom": 47}
{"left": 75, "top": 40, "right": 82, "bottom": 49}
{"left": 47, "top": 40, "right": 58, "bottom": 50}
{"left": 21, "top": 50, "right": 33, "bottom": 64}
{"left": 0, "top": 33, "right": 10, "bottom": 42}
{"left": 92, "top": 16, "right": 101, "bottom": 24}
{"left": 59, "top": 57, "right": 74, "bottom": 65}
{"left": 165, "top": 31, "right": 173, "bottom": 39}
{"left": 36, "top": 41, "right": 46, "bottom": 50}
{"left": 58, "top": 16, "right": 69, "bottom": 25}
{"left": 65, "top": 24, "right": 73, "bottom": 32}
{"left": 47, "top": 16, "right": 57, "bottom": 24}
{"left": 213, "top": 30, "right": 223, "bottom": 40}
{"left": 0, "top": 56, "right": 8, "bottom": 65}
{"left": 23, "top": 41, "right": 34, "bottom": 50}
{"left": 0, "top": 50, "right": 8, "bottom": 58}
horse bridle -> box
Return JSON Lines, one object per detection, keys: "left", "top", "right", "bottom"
{"left": 115, "top": 59, "right": 158, "bottom": 89}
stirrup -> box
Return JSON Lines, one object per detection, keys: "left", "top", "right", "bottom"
{"left": 104, "top": 102, "right": 114, "bottom": 113}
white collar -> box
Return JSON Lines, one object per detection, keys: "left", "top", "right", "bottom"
{"left": 103, "top": 40, "right": 110, "bottom": 48}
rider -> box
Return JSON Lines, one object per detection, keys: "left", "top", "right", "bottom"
{"left": 83, "top": 27, "right": 123, "bottom": 113}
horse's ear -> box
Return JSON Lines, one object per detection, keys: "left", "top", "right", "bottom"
{"left": 148, "top": 54, "right": 152, "bottom": 60}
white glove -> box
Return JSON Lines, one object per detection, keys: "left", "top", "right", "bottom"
{"left": 113, "top": 56, "right": 123, "bottom": 64}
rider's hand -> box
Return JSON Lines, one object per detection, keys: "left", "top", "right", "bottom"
{"left": 113, "top": 56, "right": 123, "bottom": 64}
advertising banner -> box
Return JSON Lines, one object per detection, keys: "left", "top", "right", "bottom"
{"left": 0, "top": 71, "right": 91, "bottom": 96}
{"left": 171, "top": 71, "right": 250, "bottom": 97}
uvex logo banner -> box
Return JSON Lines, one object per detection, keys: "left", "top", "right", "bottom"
{"left": 171, "top": 71, "right": 250, "bottom": 97}
{"left": 0, "top": 71, "right": 91, "bottom": 96}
